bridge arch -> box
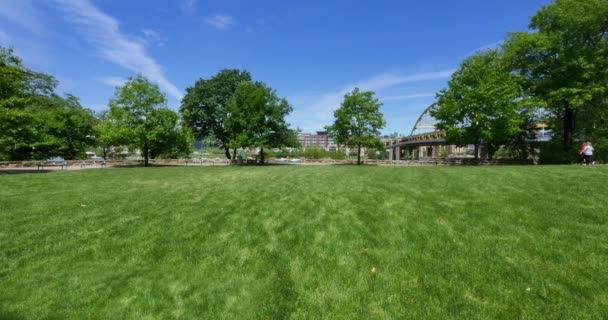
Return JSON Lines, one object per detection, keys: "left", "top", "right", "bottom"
{"left": 387, "top": 103, "right": 450, "bottom": 160}
{"left": 409, "top": 103, "right": 439, "bottom": 136}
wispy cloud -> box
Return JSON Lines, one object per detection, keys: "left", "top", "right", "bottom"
{"left": 0, "top": 0, "right": 46, "bottom": 35}
{"left": 53, "top": 0, "right": 182, "bottom": 101}
{"left": 466, "top": 41, "right": 503, "bottom": 57}
{"left": 142, "top": 29, "right": 159, "bottom": 40}
{"left": 204, "top": 15, "right": 236, "bottom": 30}
{"left": 288, "top": 69, "right": 453, "bottom": 133}
{"left": 353, "top": 70, "right": 455, "bottom": 91}
{"left": 381, "top": 93, "right": 435, "bottom": 101}
{"left": 180, "top": 0, "right": 197, "bottom": 14}
{"left": 98, "top": 76, "right": 128, "bottom": 88}
{"left": 142, "top": 29, "right": 166, "bottom": 47}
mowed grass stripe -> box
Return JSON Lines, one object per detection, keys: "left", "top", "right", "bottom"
{"left": 1, "top": 165, "right": 607, "bottom": 319}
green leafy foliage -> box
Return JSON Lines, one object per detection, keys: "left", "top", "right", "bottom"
{"left": 433, "top": 50, "right": 537, "bottom": 159}
{"left": 180, "top": 69, "right": 252, "bottom": 159}
{"left": 0, "top": 46, "right": 96, "bottom": 160}
{"left": 325, "top": 88, "right": 385, "bottom": 165}
{"left": 225, "top": 81, "right": 298, "bottom": 164}
{"left": 104, "top": 75, "right": 190, "bottom": 166}
{"left": 147, "top": 108, "right": 193, "bottom": 159}
{"left": 34, "top": 94, "right": 96, "bottom": 160}
{"left": 503, "top": 0, "right": 608, "bottom": 157}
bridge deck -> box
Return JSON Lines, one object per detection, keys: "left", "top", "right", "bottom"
{"left": 388, "top": 131, "right": 446, "bottom": 148}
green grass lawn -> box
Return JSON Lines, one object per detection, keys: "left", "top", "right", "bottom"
{"left": 1, "top": 165, "right": 607, "bottom": 319}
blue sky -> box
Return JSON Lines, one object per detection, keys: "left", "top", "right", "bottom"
{"left": 0, "top": 0, "right": 550, "bottom": 135}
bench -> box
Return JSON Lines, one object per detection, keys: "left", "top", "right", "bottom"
{"left": 188, "top": 158, "right": 205, "bottom": 166}
{"left": 79, "top": 160, "right": 106, "bottom": 168}
{"left": 37, "top": 161, "right": 68, "bottom": 171}
{"left": 79, "top": 161, "right": 92, "bottom": 168}
{"left": 90, "top": 160, "right": 106, "bottom": 168}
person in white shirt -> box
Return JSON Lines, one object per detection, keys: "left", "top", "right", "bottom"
{"left": 583, "top": 142, "right": 594, "bottom": 165}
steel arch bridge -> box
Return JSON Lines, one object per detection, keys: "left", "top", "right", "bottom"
{"left": 409, "top": 103, "right": 440, "bottom": 136}
{"left": 387, "top": 103, "right": 447, "bottom": 160}
{"left": 386, "top": 103, "right": 550, "bottom": 160}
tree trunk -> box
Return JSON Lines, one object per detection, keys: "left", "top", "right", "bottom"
{"left": 224, "top": 146, "right": 231, "bottom": 160}
{"left": 563, "top": 102, "right": 575, "bottom": 152}
{"left": 485, "top": 144, "right": 496, "bottom": 160}
{"left": 357, "top": 143, "right": 361, "bottom": 165}
{"left": 474, "top": 143, "right": 479, "bottom": 160}
{"left": 260, "top": 147, "right": 264, "bottom": 166}
{"left": 144, "top": 141, "right": 149, "bottom": 167}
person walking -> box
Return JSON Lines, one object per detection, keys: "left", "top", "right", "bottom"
{"left": 578, "top": 142, "right": 587, "bottom": 164}
{"left": 582, "top": 142, "right": 594, "bottom": 165}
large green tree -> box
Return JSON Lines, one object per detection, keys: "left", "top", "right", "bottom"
{"left": 503, "top": 0, "right": 608, "bottom": 158}
{"left": 35, "top": 94, "right": 96, "bottom": 160}
{"left": 147, "top": 108, "right": 193, "bottom": 159}
{"left": 432, "top": 50, "right": 537, "bottom": 159}
{"left": 180, "top": 69, "right": 251, "bottom": 159}
{"left": 0, "top": 46, "right": 96, "bottom": 160}
{"left": 93, "top": 110, "right": 114, "bottom": 160}
{"left": 325, "top": 88, "right": 385, "bottom": 165}
{"left": 1, "top": 47, "right": 47, "bottom": 160}
{"left": 225, "top": 81, "right": 297, "bottom": 165}
{"left": 105, "top": 75, "right": 190, "bottom": 166}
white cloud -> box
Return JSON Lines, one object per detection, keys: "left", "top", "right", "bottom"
{"left": 98, "top": 76, "right": 128, "bottom": 88}
{"left": 381, "top": 93, "right": 436, "bottom": 101}
{"left": 204, "top": 15, "right": 236, "bottom": 30}
{"left": 288, "top": 69, "right": 454, "bottom": 133}
{"left": 353, "top": 70, "right": 455, "bottom": 91}
{"left": 288, "top": 92, "right": 344, "bottom": 132}
{"left": 466, "top": 41, "right": 503, "bottom": 57}
{"left": 0, "top": 0, "right": 45, "bottom": 35}
{"left": 180, "top": 0, "right": 197, "bottom": 13}
{"left": 53, "top": 0, "right": 182, "bottom": 101}
{"left": 142, "top": 29, "right": 159, "bottom": 40}
{"left": 141, "top": 29, "right": 166, "bottom": 47}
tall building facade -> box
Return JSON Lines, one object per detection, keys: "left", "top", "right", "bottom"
{"left": 297, "top": 131, "right": 339, "bottom": 151}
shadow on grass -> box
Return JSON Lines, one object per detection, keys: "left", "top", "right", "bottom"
{"left": 0, "top": 169, "right": 47, "bottom": 175}
{"left": 257, "top": 250, "right": 297, "bottom": 319}
{"left": 0, "top": 310, "right": 26, "bottom": 320}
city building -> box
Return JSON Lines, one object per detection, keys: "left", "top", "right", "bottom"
{"left": 297, "top": 131, "right": 339, "bottom": 151}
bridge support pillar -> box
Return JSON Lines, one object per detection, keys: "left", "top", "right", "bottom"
{"left": 395, "top": 147, "right": 401, "bottom": 160}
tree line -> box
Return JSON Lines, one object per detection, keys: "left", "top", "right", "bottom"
{"left": 1, "top": 44, "right": 387, "bottom": 166}
{"left": 0, "top": 48, "right": 302, "bottom": 165}
{"left": 432, "top": 0, "right": 608, "bottom": 162}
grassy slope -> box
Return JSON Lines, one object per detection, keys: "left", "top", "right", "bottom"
{"left": 0, "top": 166, "right": 607, "bottom": 319}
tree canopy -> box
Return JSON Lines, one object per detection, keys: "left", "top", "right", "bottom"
{"left": 225, "top": 81, "right": 298, "bottom": 165}
{"left": 433, "top": 50, "right": 537, "bottom": 159}
{"left": 428, "top": 0, "right": 608, "bottom": 162}
{"left": 0, "top": 46, "right": 96, "bottom": 161}
{"left": 180, "top": 69, "right": 252, "bottom": 159}
{"left": 325, "top": 88, "right": 385, "bottom": 165}
{"left": 104, "top": 75, "right": 190, "bottom": 166}
{"left": 503, "top": 0, "right": 608, "bottom": 160}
